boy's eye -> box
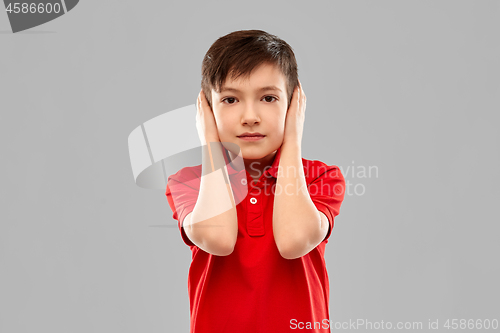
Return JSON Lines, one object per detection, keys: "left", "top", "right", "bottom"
{"left": 221, "top": 96, "right": 278, "bottom": 104}
{"left": 222, "top": 97, "right": 237, "bottom": 104}
{"left": 263, "top": 96, "right": 277, "bottom": 103}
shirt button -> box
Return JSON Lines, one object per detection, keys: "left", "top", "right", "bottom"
{"left": 250, "top": 197, "right": 257, "bottom": 204}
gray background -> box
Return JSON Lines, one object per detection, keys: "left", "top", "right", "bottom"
{"left": 1, "top": 1, "right": 499, "bottom": 332}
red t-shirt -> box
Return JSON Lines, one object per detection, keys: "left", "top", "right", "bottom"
{"left": 165, "top": 146, "right": 345, "bottom": 333}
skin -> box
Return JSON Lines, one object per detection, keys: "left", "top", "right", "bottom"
{"left": 196, "top": 65, "right": 329, "bottom": 258}
{"left": 204, "top": 62, "right": 303, "bottom": 181}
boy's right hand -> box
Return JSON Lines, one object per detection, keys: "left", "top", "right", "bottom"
{"left": 196, "top": 89, "right": 220, "bottom": 146}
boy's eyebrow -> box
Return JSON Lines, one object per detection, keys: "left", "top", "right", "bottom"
{"left": 219, "top": 86, "right": 282, "bottom": 93}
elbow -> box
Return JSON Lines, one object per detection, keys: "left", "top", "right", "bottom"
{"left": 184, "top": 215, "right": 237, "bottom": 256}
{"left": 203, "top": 233, "right": 236, "bottom": 256}
{"left": 277, "top": 215, "right": 327, "bottom": 259}
{"left": 211, "top": 238, "right": 236, "bottom": 256}
{"left": 278, "top": 247, "right": 299, "bottom": 260}
{"left": 214, "top": 245, "right": 235, "bottom": 256}
{"left": 277, "top": 233, "right": 320, "bottom": 260}
{"left": 278, "top": 249, "right": 294, "bottom": 260}
{"left": 277, "top": 239, "right": 303, "bottom": 260}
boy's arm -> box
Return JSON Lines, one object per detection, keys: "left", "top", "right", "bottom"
{"left": 272, "top": 143, "right": 329, "bottom": 260}
{"left": 183, "top": 141, "right": 238, "bottom": 256}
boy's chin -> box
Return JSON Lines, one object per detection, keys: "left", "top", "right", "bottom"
{"left": 240, "top": 147, "right": 276, "bottom": 160}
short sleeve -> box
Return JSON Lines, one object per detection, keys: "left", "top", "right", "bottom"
{"left": 165, "top": 168, "right": 201, "bottom": 247}
{"left": 307, "top": 164, "right": 346, "bottom": 243}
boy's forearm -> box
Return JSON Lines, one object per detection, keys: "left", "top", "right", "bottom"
{"left": 272, "top": 143, "right": 323, "bottom": 258}
{"left": 187, "top": 141, "right": 238, "bottom": 253}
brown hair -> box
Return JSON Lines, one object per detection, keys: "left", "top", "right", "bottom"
{"left": 201, "top": 29, "right": 299, "bottom": 109}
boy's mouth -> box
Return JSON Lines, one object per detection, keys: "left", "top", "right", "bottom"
{"left": 238, "top": 134, "right": 265, "bottom": 142}
{"left": 237, "top": 132, "right": 265, "bottom": 137}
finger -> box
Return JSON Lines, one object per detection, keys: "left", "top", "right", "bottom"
{"left": 288, "top": 85, "right": 299, "bottom": 110}
{"left": 199, "top": 89, "right": 209, "bottom": 105}
{"left": 199, "top": 90, "right": 215, "bottom": 114}
{"left": 289, "top": 87, "right": 298, "bottom": 108}
{"left": 289, "top": 86, "right": 297, "bottom": 108}
{"left": 298, "top": 81, "right": 305, "bottom": 102}
{"left": 198, "top": 91, "right": 205, "bottom": 107}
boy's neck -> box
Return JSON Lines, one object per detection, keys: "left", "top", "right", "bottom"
{"left": 228, "top": 149, "right": 277, "bottom": 182}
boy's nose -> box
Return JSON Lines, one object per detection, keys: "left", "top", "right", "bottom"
{"left": 241, "top": 106, "right": 261, "bottom": 125}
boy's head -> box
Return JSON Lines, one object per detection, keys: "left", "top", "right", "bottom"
{"left": 201, "top": 30, "right": 299, "bottom": 160}
{"left": 201, "top": 30, "right": 298, "bottom": 110}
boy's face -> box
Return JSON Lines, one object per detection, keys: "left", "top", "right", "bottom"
{"left": 211, "top": 62, "right": 288, "bottom": 160}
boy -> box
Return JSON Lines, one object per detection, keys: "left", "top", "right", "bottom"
{"left": 165, "top": 30, "right": 345, "bottom": 332}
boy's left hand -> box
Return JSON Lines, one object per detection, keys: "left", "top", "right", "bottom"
{"left": 283, "top": 79, "right": 306, "bottom": 148}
